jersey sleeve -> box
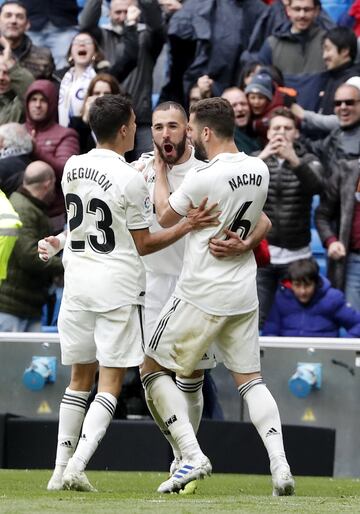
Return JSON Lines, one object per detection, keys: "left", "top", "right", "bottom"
{"left": 124, "top": 172, "right": 153, "bottom": 229}
{"left": 169, "top": 168, "right": 204, "bottom": 216}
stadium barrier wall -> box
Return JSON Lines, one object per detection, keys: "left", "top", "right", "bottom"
{"left": 1, "top": 416, "right": 335, "bottom": 476}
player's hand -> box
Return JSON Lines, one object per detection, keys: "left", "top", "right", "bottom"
{"left": 38, "top": 236, "right": 61, "bottom": 261}
{"left": 209, "top": 229, "right": 250, "bottom": 258}
{"left": 328, "top": 241, "right": 346, "bottom": 260}
{"left": 153, "top": 145, "right": 168, "bottom": 176}
{"left": 186, "top": 197, "right": 220, "bottom": 230}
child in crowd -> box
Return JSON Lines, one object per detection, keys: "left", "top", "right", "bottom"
{"left": 262, "top": 258, "right": 360, "bottom": 337}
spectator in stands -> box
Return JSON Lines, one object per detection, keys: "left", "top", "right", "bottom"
{"left": 237, "top": 61, "right": 262, "bottom": 90}
{"left": 305, "top": 81, "right": 360, "bottom": 172}
{"left": 80, "top": 0, "right": 165, "bottom": 159}
{"left": 188, "top": 83, "right": 201, "bottom": 107}
{"left": 21, "top": 0, "right": 79, "bottom": 69}
{"left": 290, "top": 76, "right": 360, "bottom": 134}
{"left": 221, "top": 87, "right": 261, "bottom": 154}
{"left": 243, "top": 0, "right": 334, "bottom": 64}
{"left": 25, "top": 79, "right": 80, "bottom": 233}
{"left": 69, "top": 72, "right": 123, "bottom": 153}
{"left": 0, "top": 161, "right": 63, "bottom": 332}
{"left": 57, "top": 32, "right": 108, "bottom": 128}
{"left": 0, "top": 122, "right": 32, "bottom": 197}
{"left": 0, "top": 35, "right": 34, "bottom": 124}
{"left": 0, "top": 0, "right": 54, "bottom": 79}
{"left": 159, "top": 0, "right": 267, "bottom": 105}
{"left": 258, "top": 0, "right": 327, "bottom": 75}
{"left": 256, "top": 107, "right": 324, "bottom": 327}
{"left": 314, "top": 82, "right": 360, "bottom": 310}
{"left": 245, "top": 71, "right": 288, "bottom": 145}
{"left": 262, "top": 258, "right": 360, "bottom": 337}
{"left": 319, "top": 27, "right": 360, "bottom": 114}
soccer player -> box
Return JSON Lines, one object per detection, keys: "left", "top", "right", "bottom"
{"left": 141, "top": 97, "right": 295, "bottom": 496}
{"left": 47, "top": 94, "right": 219, "bottom": 492}
{"left": 136, "top": 101, "right": 272, "bottom": 491}
{"left": 135, "top": 102, "right": 217, "bottom": 489}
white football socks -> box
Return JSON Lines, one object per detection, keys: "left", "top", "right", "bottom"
{"left": 69, "top": 392, "right": 117, "bottom": 472}
{"left": 53, "top": 388, "right": 90, "bottom": 476}
{"left": 238, "top": 378, "right": 289, "bottom": 473}
{"left": 145, "top": 387, "right": 182, "bottom": 459}
{"left": 142, "top": 372, "right": 204, "bottom": 460}
{"left": 175, "top": 375, "right": 204, "bottom": 434}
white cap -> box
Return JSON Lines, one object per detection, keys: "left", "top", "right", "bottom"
{"left": 346, "top": 76, "right": 360, "bottom": 91}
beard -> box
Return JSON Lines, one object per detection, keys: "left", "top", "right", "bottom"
{"left": 193, "top": 139, "right": 208, "bottom": 161}
{"left": 154, "top": 134, "right": 187, "bottom": 165}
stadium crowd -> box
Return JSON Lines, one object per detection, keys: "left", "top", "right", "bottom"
{"left": 0, "top": 0, "right": 360, "bottom": 495}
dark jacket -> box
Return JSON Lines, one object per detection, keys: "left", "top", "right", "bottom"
{"left": 315, "top": 155, "right": 360, "bottom": 290}
{"left": 25, "top": 80, "right": 80, "bottom": 217}
{"left": 318, "top": 61, "right": 360, "bottom": 115}
{"left": 0, "top": 63, "right": 34, "bottom": 125}
{"left": 262, "top": 276, "right": 360, "bottom": 337}
{"left": 0, "top": 154, "right": 32, "bottom": 197}
{"left": 0, "top": 34, "right": 54, "bottom": 80}
{"left": 21, "top": 0, "right": 79, "bottom": 30}
{"left": 262, "top": 142, "right": 324, "bottom": 249}
{"left": 160, "top": 0, "right": 266, "bottom": 105}
{"left": 258, "top": 24, "right": 326, "bottom": 75}
{"left": 0, "top": 189, "right": 63, "bottom": 318}
{"left": 306, "top": 124, "right": 360, "bottom": 176}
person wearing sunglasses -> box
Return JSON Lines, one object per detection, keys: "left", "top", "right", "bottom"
{"left": 313, "top": 81, "right": 360, "bottom": 312}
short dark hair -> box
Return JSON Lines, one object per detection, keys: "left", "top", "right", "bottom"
{"left": 288, "top": 0, "right": 321, "bottom": 7}
{"left": 269, "top": 106, "right": 297, "bottom": 126}
{"left": 323, "top": 27, "right": 358, "bottom": 63}
{"left": 287, "top": 258, "right": 320, "bottom": 285}
{"left": 0, "top": 1, "right": 27, "bottom": 14}
{"left": 153, "top": 101, "right": 188, "bottom": 122}
{"left": 190, "top": 97, "right": 235, "bottom": 139}
{"left": 89, "top": 95, "right": 133, "bottom": 143}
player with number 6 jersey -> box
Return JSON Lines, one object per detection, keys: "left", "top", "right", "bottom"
{"left": 141, "top": 97, "right": 295, "bottom": 497}
{"left": 171, "top": 153, "right": 269, "bottom": 316}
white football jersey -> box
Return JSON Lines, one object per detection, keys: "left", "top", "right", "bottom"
{"left": 61, "top": 148, "right": 152, "bottom": 312}
{"left": 138, "top": 148, "right": 202, "bottom": 276}
{"left": 169, "top": 152, "right": 269, "bottom": 315}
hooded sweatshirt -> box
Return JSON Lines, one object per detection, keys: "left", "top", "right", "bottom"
{"left": 25, "top": 80, "right": 79, "bottom": 217}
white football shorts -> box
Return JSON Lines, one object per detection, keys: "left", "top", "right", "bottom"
{"left": 145, "top": 274, "right": 217, "bottom": 371}
{"left": 58, "top": 303, "right": 144, "bottom": 368}
{"left": 146, "top": 296, "right": 260, "bottom": 377}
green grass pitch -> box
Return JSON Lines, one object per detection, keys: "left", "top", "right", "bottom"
{"left": 1, "top": 470, "right": 360, "bottom": 514}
